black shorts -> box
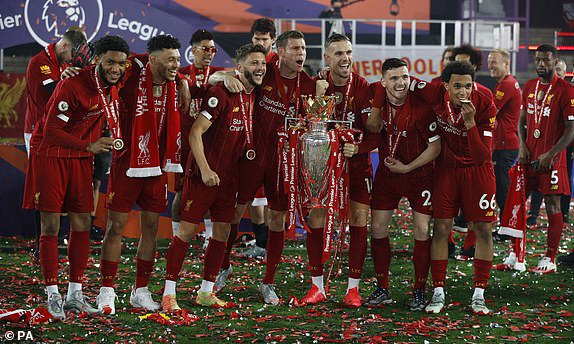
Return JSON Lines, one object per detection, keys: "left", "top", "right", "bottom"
{"left": 93, "top": 151, "right": 112, "bottom": 181}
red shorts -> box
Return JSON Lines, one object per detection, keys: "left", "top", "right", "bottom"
{"left": 433, "top": 164, "right": 496, "bottom": 222}
{"left": 106, "top": 160, "right": 168, "bottom": 213}
{"left": 371, "top": 170, "right": 433, "bottom": 215}
{"left": 180, "top": 174, "right": 237, "bottom": 223}
{"left": 237, "top": 157, "right": 287, "bottom": 211}
{"left": 349, "top": 166, "right": 373, "bottom": 205}
{"left": 526, "top": 164, "right": 570, "bottom": 195}
{"left": 24, "top": 155, "right": 93, "bottom": 213}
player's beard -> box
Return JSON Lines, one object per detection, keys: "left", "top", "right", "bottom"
{"left": 244, "top": 69, "right": 260, "bottom": 87}
{"left": 98, "top": 63, "right": 123, "bottom": 86}
{"left": 536, "top": 68, "right": 553, "bottom": 80}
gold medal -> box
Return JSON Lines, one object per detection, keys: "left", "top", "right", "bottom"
{"left": 246, "top": 149, "right": 256, "bottom": 160}
{"left": 533, "top": 129, "right": 541, "bottom": 139}
{"left": 112, "top": 138, "right": 124, "bottom": 150}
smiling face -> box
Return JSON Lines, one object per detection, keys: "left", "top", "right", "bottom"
{"left": 324, "top": 40, "right": 352, "bottom": 83}
{"left": 382, "top": 66, "right": 410, "bottom": 105}
{"left": 96, "top": 50, "right": 128, "bottom": 85}
{"left": 278, "top": 38, "right": 306, "bottom": 74}
{"left": 192, "top": 39, "right": 216, "bottom": 69}
{"left": 487, "top": 51, "right": 508, "bottom": 81}
{"left": 238, "top": 52, "right": 267, "bottom": 89}
{"left": 444, "top": 73, "right": 473, "bottom": 107}
{"left": 150, "top": 48, "right": 181, "bottom": 82}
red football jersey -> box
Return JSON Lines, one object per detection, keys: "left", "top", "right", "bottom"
{"left": 254, "top": 65, "right": 316, "bottom": 164}
{"left": 36, "top": 65, "right": 105, "bottom": 158}
{"left": 25, "top": 43, "right": 63, "bottom": 135}
{"left": 522, "top": 76, "right": 574, "bottom": 166}
{"left": 178, "top": 64, "right": 224, "bottom": 167}
{"left": 266, "top": 51, "right": 279, "bottom": 65}
{"left": 493, "top": 74, "right": 521, "bottom": 150}
{"left": 410, "top": 79, "right": 497, "bottom": 167}
{"left": 324, "top": 72, "right": 377, "bottom": 171}
{"left": 186, "top": 84, "right": 253, "bottom": 181}
{"left": 373, "top": 85, "right": 439, "bottom": 177}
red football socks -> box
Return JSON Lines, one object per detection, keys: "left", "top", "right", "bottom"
{"left": 221, "top": 224, "right": 238, "bottom": 270}
{"left": 263, "top": 230, "right": 285, "bottom": 284}
{"left": 413, "top": 239, "right": 431, "bottom": 290}
{"left": 165, "top": 236, "right": 190, "bottom": 281}
{"left": 68, "top": 230, "right": 90, "bottom": 283}
{"left": 473, "top": 258, "right": 492, "bottom": 288}
{"left": 40, "top": 235, "right": 59, "bottom": 286}
{"left": 463, "top": 230, "right": 476, "bottom": 251}
{"left": 371, "top": 237, "right": 391, "bottom": 288}
{"left": 306, "top": 227, "right": 324, "bottom": 277}
{"left": 348, "top": 226, "right": 367, "bottom": 279}
{"left": 448, "top": 231, "right": 455, "bottom": 244}
{"left": 135, "top": 258, "right": 154, "bottom": 289}
{"left": 203, "top": 238, "right": 226, "bottom": 282}
{"left": 430, "top": 259, "right": 448, "bottom": 288}
{"left": 100, "top": 259, "right": 119, "bottom": 288}
{"left": 546, "top": 213, "right": 564, "bottom": 259}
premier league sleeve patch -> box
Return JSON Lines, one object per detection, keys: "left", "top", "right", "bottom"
{"left": 58, "top": 101, "right": 69, "bottom": 112}
{"left": 208, "top": 97, "right": 219, "bottom": 108}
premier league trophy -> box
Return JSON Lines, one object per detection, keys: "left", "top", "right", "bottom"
{"left": 279, "top": 95, "right": 361, "bottom": 261}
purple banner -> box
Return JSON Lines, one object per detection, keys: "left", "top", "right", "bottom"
{"left": 0, "top": 0, "right": 232, "bottom": 67}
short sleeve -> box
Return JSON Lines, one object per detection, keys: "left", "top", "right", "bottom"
{"left": 199, "top": 86, "right": 227, "bottom": 122}
{"left": 45, "top": 80, "right": 78, "bottom": 125}
{"left": 559, "top": 83, "right": 574, "bottom": 122}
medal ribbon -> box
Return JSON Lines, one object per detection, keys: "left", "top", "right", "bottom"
{"left": 446, "top": 100, "right": 461, "bottom": 126}
{"left": 329, "top": 72, "right": 353, "bottom": 120}
{"left": 274, "top": 67, "right": 301, "bottom": 118}
{"left": 386, "top": 98, "right": 409, "bottom": 158}
{"left": 533, "top": 78, "right": 554, "bottom": 133}
{"left": 93, "top": 67, "right": 121, "bottom": 139}
{"left": 239, "top": 91, "right": 255, "bottom": 153}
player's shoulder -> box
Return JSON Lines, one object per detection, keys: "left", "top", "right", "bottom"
{"left": 352, "top": 72, "right": 370, "bottom": 89}
{"left": 205, "top": 83, "right": 232, "bottom": 105}
{"left": 300, "top": 70, "right": 315, "bottom": 83}
{"left": 211, "top": 66, "right": 225, "bottom": 72}
{"left": 499, "top": 74, "right": 520, "bottom": 89}
{"left": 523, "top": 78, "right": 538, "bottom": 90}
{"left": 178, "top": 65, "right": 191, "bottom": 74}
{"left": 555, "top": 76, "right": 574, "bottom": 91}
{"left": 58, "top": 67, "right": 94, "bottom": 94}
{"left": 129, "top": 54, "right": 148, "bottom": 71}
{"left": 27, "top": 50, "right": 54, "bottom": 74}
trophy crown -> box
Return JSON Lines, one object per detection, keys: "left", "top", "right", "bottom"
{"left": 301, "top": 95, "right": 337, "bottom": 121}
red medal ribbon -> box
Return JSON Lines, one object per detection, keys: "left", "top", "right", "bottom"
{"left": 93, "top": 67, "right": 121, "bottom": 139}
{"left": 386, "top": 98, "right": 410, "bottom": 158}
{"left": 239, "top": 91, "right": 255, "bottom": 153}
{"left": 274, "top": 67, "right": 301, "bottom": 118}
{"left": 445, "top": 100, "right": 462, "bottom": 126}
{"left": 532, "top": 78, "right": 555, "bottom": 133}
{"left": 328, "top": 72, "right": 353, "bottom": 121}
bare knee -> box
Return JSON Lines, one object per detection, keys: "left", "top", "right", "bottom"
{"left": 269, "top": 211, "right": 285, "bottom": 232}
{"left": 41, "top": 212, "right": 60, "bottom": 236}
{"left": 432, "top": 220, "right": 451, "bottom": 241}
{"left": 413, "top": 222, "right": 430, "bottom": 241}
{"left": 473, "top": 223, "right": 492, "bottom": 242}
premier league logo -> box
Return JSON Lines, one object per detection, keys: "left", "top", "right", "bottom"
{"left": 24, "top": 0, "right": 103, "bottom": 46}
{"left": 184, "top": 45, "right": 194, "bottom": 65}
